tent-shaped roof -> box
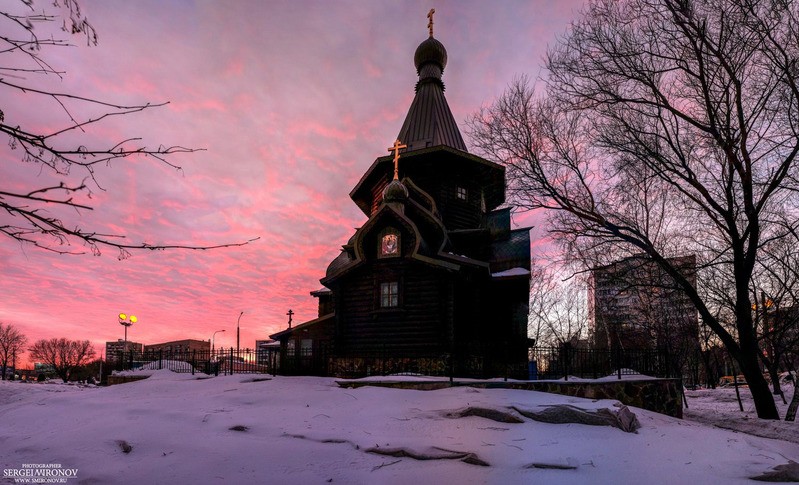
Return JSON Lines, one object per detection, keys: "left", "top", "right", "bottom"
{"left": 396, "top": 34, "right": 466, "bottom": 153}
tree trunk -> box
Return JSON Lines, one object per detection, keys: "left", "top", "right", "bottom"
{"left": 734, "top": 291, "right": 780, "bottom": 419}
{"left": 733, "top": 361, "right": 745, "bottom": 412}
{"left": 786, "top": 378, "right": 798, "bottom": 422}
{"left": 768, "top": 365, "right": 783, "bottom": 396}
{"left": 701, "top": 351, "right": 715, "bottom": 388}
{"left": 736, "top": 347, "right": 779, "bottom": 419}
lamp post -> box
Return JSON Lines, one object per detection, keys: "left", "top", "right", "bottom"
{"left": 212, "top": 329, "right": 225, "bottom": 354}
{"left": 237, "top": 311, "right": 244, "bottom": 355}
{"left": 118, "top": 313, "right": 137, "bottom": 346}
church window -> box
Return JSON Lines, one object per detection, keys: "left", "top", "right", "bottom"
{"left": 379, "top": 228, "right": 400, "bottom": 257}
{"left": 286, "top": 339, "right": 296, "bottom": 356}
{"left": 300, "top": 339, "right": 313, "bottom": 357}
{"left": 380, "top": 281, "right": 399, "bottom": 308}
{"left": 456, "top": 186, "right": 467, "bottom": 200}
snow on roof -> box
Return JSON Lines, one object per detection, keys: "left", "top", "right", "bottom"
{"left": 491, "top": 267, "right": 531, "bottom": 278}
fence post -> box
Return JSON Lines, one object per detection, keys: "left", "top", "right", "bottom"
{"left": 128, "top": 350, "right": 133, "bottom": 371}
{"left": 665, "top": 347, "right": 671, "bottom": 378}
{"left": 191, "top": 349, "right": 196, "bottom": 375}
{"left": 449, "top": 352, "right": 454, "bottom": 384}
{"left": 504, "top": 341, "right": 509, "bottom": 382}
{"left": 563, "top": 342, "right": 571, "bottom": 381}
{"left": 230, "top": 347, "right": 234, "bottom": 375}
{"left": 616, "top": 347, "right": 622, "bottom": 380}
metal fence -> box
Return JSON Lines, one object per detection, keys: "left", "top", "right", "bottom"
{"left": 112, "top": 348, "right": 276, "bottom": 376}
{"left": 273, "top": 341, "right": 530, "bottom": 379}
{"left": 529, "top": 344, "right": 675, "bottom": 381}
{"left": 279, "top": 343, "right": 674, "bottom": 381}
{"left": 112, "top": 344, "right": 675, "bottom": 381}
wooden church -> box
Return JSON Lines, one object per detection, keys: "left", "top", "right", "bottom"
{"left": 270, "top": 14, "right": 532, "bottom": 378}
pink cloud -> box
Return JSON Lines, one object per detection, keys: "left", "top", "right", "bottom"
{"left": 1, "top": 0, "right": 584, "bottom": 367}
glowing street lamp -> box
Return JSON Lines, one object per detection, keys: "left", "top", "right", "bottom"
{"left": 118, "top": 313, "right": 137, "bottom": 344}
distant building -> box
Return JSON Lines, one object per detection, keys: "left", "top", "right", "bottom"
{"left": 766, "top": 304, "right": 799, "bottom": 333}
{"left": 105, "top": 340, "right": 144, "bottom": 363}
{"left": 144, "top": 339, "right": 210, "bottom": 354}
{"left": 589, "top": 255, "right": 699, "bottom": 353}
{"left": 764, "top": 304, "right": 799, "bottom": 368}
{"left": 33, "top": 362, "right": 55, "bottom": 376}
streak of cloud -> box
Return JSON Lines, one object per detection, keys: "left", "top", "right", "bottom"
{"left": 0, "top": 0, "right": 583, "bottom": 363}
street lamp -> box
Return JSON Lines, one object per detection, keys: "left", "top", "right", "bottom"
{"left": 118, "top": 313, "right": 137, "bottom": 345}
{"left": 212, "top": 329, "right": 225, "bottom": 354}
{"left": 236, "top": 311, "right": 244, "bottom": 354}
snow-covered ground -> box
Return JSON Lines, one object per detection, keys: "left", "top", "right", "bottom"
{"left": 685, "top": 383, "right": 799, "bottom": 445}
{"left": 1, "top": 372, "right": 797, "bottom": 484}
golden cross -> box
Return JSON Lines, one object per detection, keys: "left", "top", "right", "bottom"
{"left": 388, "top": 139, "right": 407, "bottom": 180}
{"left": 427, "top": 8, "right": 435, "bottom": 38}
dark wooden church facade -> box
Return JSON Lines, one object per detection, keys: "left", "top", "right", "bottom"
{"left": 271, "top": 25, "right": 531, "bottom": 379}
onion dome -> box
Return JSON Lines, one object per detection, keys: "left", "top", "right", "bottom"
{"left": 393, "top": 12, "right": 466, "bottom": 152}
{"left": 414, "top": 36, "right": 448, "bottom": 82}
{"left": 382, "top": 179, "right": 409, "bottom": 203}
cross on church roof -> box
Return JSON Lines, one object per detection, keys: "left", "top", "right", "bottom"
{"left": 388, "top": 139, "right": 408, "bottom": 180}
{"left": 427, "top": 8, "right": 435, "bottom": 38}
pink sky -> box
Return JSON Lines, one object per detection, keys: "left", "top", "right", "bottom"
{"left": 1, "top": 0, "right": 583, "bottom": 365}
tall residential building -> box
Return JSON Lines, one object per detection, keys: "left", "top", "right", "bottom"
{"left": 589, "top": 255, "right": 699, "bottom": 352}
{"left": 105, "top": 340, "right": 144, "bottom": 363}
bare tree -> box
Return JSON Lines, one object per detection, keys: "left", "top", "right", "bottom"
{"left": 1, "top": 1, "right": 255, "bottom": 258}
{"left": 468, "top": 0, "right": 799, "bottom": 419}
{"left": 696, "top": 314, "right": 729, "bottom": 389}
{"left": 0, "top": 322, "right": 27, "bottom": 380}
{"left": 751, "top": 235, "right": 799, "bottom": 400}
{"left": 28, "top": 338, "right": 96, "bottom": 382}
{"left": 589, "top": 256, "right": 701, "bottom": 380}
{"left": 528, "top": 263, "right": 590, "bottom": 347}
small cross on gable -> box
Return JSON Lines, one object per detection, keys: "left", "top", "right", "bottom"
{"left": 387, "top": 139, "right": 407, "bottom": 181}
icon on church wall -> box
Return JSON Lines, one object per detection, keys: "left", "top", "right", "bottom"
{"left": 381, "top": 233, "right": 399, "bottom": 256}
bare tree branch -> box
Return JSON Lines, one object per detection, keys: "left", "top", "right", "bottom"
{"left": 0, "top": 0, "right": 255, "bottom": 256}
